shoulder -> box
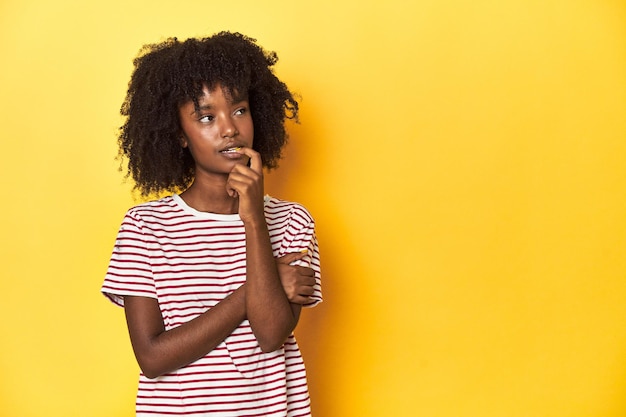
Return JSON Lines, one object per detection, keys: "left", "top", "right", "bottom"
{"left": 124, "top": 195, "right": 181, "bottom": 219}
{"left": 264, "top": 195, "right": 315, "bottom": 224}
{"left": 120, "top": 195, "right": 187, "bottom": 231}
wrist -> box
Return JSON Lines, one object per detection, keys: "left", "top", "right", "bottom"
{"left": 242, "top": 215, "right": 268, "bottom": 232}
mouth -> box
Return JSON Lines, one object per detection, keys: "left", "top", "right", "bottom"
{"left": 219, "top": 146, "right": 243, "bottom": 154}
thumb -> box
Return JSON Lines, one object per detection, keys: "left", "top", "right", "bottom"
{"left": 276, "top": 249, "right": 308, "bottom": 265}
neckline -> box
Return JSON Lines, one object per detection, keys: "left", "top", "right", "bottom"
{"left": 171, "top": 194, "right": 273, "bottom": 219}
{"left": 171, "top": 194, "right": 242, "bottom": 221}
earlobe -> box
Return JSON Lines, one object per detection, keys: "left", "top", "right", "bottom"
{"left": 179, "top": 134, "right": 188, "bottom": 148}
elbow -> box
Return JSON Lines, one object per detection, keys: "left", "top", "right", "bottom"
{"left": 256, "top": 325, "right": 295, "bottom": 353}
{"left": 259, "top": 340, "right": 285, "bottom": 353}
{"left": 135, "top": 355, "right": 166, "bottom": 379}
{"left": 250, "top": 311, "right": 298, "bottom": 353}
{"left": 141, "top": 367, "right": 162, "bottom": 380}
{"left": 254, "top": 326, "right": 289, "bottom": 353}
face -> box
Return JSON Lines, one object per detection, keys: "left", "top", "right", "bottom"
{"left": 178, "top": 85, "right": 254, "bottom": 177}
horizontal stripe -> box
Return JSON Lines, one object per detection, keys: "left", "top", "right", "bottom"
{"left": 102, "top": 194, "right": 321, "bottom": 415}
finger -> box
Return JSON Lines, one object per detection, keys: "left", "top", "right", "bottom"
{"left": 292, "top": 295, "right": 312, "bottom": 305}
{"left": 238, "top": 147, "right": 263, "bottom": 174}
{"left": 294, "top": 265, "right": 315, "bottom": 276}
{"left": 227, "top": 165, "right": 262, "bottom": 193}
{"left": 298, "top": 286, "right": 315, "bottom": 296}
{"left": 225, "top": 178, "right": 239, "bottom": 199}
{"left": 226, "top": 183, "right": 238, "bottom": 199}
{"left": 227, "top": 166, "right": 257, "bottom": 184}
{"left": 226, "top": 169, "right": 256, "bottom": 198}
{"left": 277, "top": 251, "right": 308, "bottom": 265}
{"left": 302, "top": 276, "right": 316, "bottom": 286}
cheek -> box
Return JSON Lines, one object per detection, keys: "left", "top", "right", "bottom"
{"left": 183, "top": 125, "right": 218, "bottom": 146}
{"left": 245, "top": 119, "right": 255, "bottom": 142}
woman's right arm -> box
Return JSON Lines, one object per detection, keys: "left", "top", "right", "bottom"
{"left": 124, "top": 285, "right": 247, "bottom": 379}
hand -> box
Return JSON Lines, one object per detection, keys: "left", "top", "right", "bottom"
{"left": 226, "top": 147, "right": 265, "bottom": 223}
{"left": 276, "top": 251, "right": 316, "bottom": 305}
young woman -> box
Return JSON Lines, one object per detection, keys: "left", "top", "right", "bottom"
{"left": 102, "top": 32, "right": 322, "bottom": 416}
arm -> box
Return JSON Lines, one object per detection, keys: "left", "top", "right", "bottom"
{"left": 124, "top": 253, "right": 314, "bottom": 378}
{"left": 244, "top": 220, "right": 299, "bottom": 351}
{"left": 124, "top": 285, "right": 246, "bottom": 379}
{"left": 227, "top": 148, "right": 300, "bottom": 352}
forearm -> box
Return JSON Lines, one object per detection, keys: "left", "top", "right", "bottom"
{"left": 244, "top": 220, "right": 298, "bottom": 352}
{"left": 125, "top": 286, "right": 247, "bottom": 379}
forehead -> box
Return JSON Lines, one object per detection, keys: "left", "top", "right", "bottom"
{"left": 193, "top": 84, "right": 248, "bottom": 107}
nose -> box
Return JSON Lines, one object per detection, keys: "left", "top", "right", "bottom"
{"left": 220, "top": 116, "right": 238, "bottom": 138}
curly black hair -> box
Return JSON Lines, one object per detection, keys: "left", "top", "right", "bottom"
{"left": 117, "top": 32, "right": 299, "bottom": 196}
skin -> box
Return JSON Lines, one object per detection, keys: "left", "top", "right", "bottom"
{"left": 124, "top": 85, "right": 316, "bottom": 379}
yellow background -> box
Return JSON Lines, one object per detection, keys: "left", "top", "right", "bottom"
{"left": 1, "top": 0, "right": 625, "bottom": 416}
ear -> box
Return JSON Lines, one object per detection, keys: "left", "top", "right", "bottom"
{"left": 179, "top": 133, "right": 188, "bottom": 148}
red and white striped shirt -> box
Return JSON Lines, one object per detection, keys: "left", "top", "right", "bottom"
{"left": 102, "top": 194, "right": 322, "bottom": 416}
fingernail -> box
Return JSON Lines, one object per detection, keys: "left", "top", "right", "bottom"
{"left": 300, "top": 249, "right": 308, "bottom": 254}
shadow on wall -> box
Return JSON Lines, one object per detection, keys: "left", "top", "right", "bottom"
{"left": 264, "top": 112, "right": 369, "bottom": 415}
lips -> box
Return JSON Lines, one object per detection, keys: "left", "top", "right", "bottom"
{"left": 219, "top": 146, "right": 242, "bottom": 154}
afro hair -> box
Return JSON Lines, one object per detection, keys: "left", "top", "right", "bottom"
{"left": 117, "top": 31, "right": 299, "bottom": 196}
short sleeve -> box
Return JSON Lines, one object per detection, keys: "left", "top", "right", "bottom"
{"left": 101, "top": 211, "right": 157, "bottom": 307}
{"left": 278, "top": 205, "right": 323, "bottom": 308}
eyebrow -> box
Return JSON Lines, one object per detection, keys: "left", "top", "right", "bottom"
{"left": 191, "top": 97, "right": 249, "bottom": 115}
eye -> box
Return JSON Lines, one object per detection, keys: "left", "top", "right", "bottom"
{"left": 234, "top": 107, "right": 247, "bottom": 116}
{"left": 198, "top": 114, "right": 214, "bottom": 123}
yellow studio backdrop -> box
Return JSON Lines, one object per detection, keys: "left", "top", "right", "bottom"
{"left": 1, "top": 0, "right": 625, "bottom": 415}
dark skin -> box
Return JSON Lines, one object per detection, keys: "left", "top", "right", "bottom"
{"left": 124, "top": 86, "right": 316, "bottom": 379}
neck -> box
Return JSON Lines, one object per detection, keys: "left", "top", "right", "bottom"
{"left": 180, "top": 177, "right": 238, "bottom": 214}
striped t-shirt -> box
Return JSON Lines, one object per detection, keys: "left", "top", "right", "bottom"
{"left": 102, "top": 194, "right": 322, "bottom": 416}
